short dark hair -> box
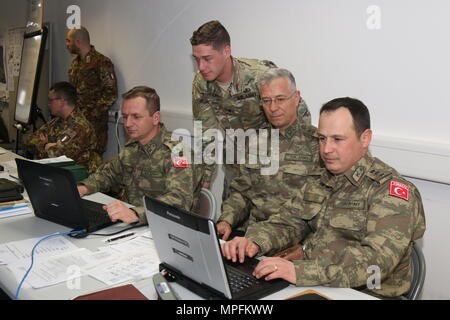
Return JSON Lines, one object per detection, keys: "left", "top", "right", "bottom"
{"left": 122, "top": 86, "right": 160, "bottom": 115}
{"left": 50, "top": 81, "right": 77, "bottom": 106}
{"left": 190, "top": 20, "right": 230, "bottom": 50}
{"left": 320, "top": 97, "right": 371, "bottom": 136}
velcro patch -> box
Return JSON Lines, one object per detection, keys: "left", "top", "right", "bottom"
{"left": 172, "top": 156, "right": 189, "bottom": 168}
{"left": 389, "top": 180, "right": 410, "bottom": 201}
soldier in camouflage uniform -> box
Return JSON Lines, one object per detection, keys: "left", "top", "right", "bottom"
{"left": 222, "top": 97, "right": 426, "bottom": 298}
{"left": 191, "top": 21, "right": 310, "bottom": 200}
{"left": 66, "top": 26, "right": 117, "bottom": 155}
{"left": 23, "top": 82, "right": 101, "bottom": 173}
{"left": 78, "top": 86, "right": 202, "bottom": 225}
{"left": 216, "top": 69, "right": 321, "bottom": 240}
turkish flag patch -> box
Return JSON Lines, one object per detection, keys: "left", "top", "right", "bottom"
{"left": 172, "top": 156, "right": 189, "bottom": 168}
{"left": 389, "top": 180, "right": 410, "bottom": 201}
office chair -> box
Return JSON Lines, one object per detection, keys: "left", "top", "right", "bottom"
{"left": 198, "top": 188, "right": 217, "bottom": 221}
{"left": 404, "top": 241, "right": 426, "bottom": 300}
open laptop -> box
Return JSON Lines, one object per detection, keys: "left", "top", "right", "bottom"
{"left": 144, "top": 196, "right": 289, "bottom": 300}
{"left": 15, "top": 158, "right": 115, "bottom": 233}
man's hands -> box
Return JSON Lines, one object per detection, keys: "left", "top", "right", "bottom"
{"left": 220, "top": 236, "right": 297, "bottom": 285}
{"left": 221, "top": 237, "right": 261, "bottom": 263}
{"left": 102, "top": 200, "right": 139, "bottom": 224}
{"left": 77, "top": 186, "right": 139, "bottom": 224}
{"left": 216, "top": 221, "right": 232, "bottom": 240}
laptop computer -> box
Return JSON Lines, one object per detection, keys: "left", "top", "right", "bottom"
{"left": 15, "top": 158, "right": 115, "bottom": 233}
{"left": 144, "top": 196, "right": 290, "bottom": 300}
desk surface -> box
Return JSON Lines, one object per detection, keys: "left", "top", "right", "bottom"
{"left": 0, "top": 148, "right": 377, "bottom": 300}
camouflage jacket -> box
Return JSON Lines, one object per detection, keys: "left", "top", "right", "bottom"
{"left": 80, "top": 124, "right": 202, "bottom": 223}
{"left": 246, "top": 153, "right": 426, "bottom": 297}
{"left": 218, "top": 119, "right": 321, "bottom": 231}
{"left": 192, "top": 57, "right": 311, "bottom": 184}
{"left": 22, "top": 107, "right": 102, "bottom": 173}
{"left": 68, "top": 46, "right": 117, "bottom": 122}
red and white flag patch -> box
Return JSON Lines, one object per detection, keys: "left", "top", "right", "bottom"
{"left": 389, "top": 180, "right": 410, "bottom": 201}
{"left": 172, "top": 156, "right": 189, "bottom": 168}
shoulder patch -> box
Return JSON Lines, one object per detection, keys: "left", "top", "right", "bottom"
{"left": 389, "top": 180, "right": 410, "bottom": 201}
{"left": 172, "top": 156, "right": 189, "bottom": 168}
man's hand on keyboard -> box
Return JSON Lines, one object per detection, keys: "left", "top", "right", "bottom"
{"left": 253, "top": 257, "right": 296, "bottom": 284}
{"left": 221, "top": 237, "right": 260, "bottom": 263}
{"left": 103, "top": 200, "right": 140, "bottom": 224}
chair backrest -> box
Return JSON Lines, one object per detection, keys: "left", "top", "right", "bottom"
{"left": 406, "top": 241, "right": 426, "bottom": 300}
{"left": 198, "top": 188, "right": 217, "bottom": 221}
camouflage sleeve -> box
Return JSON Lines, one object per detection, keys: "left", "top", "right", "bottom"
{"left": 245, "top": 193, "right": 312, "bottom": 256}
{"left": 298, "top": 98, "right": 311, "bottom": 126}
{"left": 22, "top": 129, "right": 47, "bottom": 158}
{"left": 80, "top": 156, "right": 123, "bottom": 195}
{"left": 45, "top": 124, "right": 93, "bottom": 160}
{"left": 97, "top": 59, "right": 118, "bottom": 112}
{"left": 218, "top": 165, "right": 253, "bottom": 227}
{"left": 293, "top": 182, "right": 426, "bottom": 288}
{"left": 192, "top": 76, "right": 219, "bottom": 184}
{"left": 154, "top": 157, "right": 196, "bottom": 213}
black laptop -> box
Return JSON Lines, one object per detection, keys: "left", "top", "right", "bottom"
{"left": 144, "top": 196, "right": 290, "bottom": 300}
{"left": 15, "top": 158, "right": 115, "bottom": 233}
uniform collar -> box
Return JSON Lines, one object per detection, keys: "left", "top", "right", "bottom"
{"left": 125, "top": 123, "right": 167, "bottom": 154}
{"left": 321, "top": 153, "right": 374, "bottom": 188}
{"left": 77, "top": 45, "right": 96, "bottom": 63}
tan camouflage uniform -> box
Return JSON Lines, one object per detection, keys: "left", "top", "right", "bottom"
{"left": 79, "top": 124, "right": 202, "bottom": 223}
{"left": 23, "top": 107, "right": 102, "bottom": 173}
{"left": 68, "top": 46, "right": 117, "bottom": 155}
{"left": 192, "top": 57, "right": 311, "bottom": 197}
{"left": 218, "top": 119, "right": 320, "bottom": 232}
{"left": 246, "top": 153, "right": 426, "bottom": 298}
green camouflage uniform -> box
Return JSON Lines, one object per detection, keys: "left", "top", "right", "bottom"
{"left": 218, "top": 120, "right": 320, "bottom": 232}
{"left": 246, "top": 153, "right": 426, "bottom": 298}
{"left": 68, "top": 46, "right": 117, "bottom": 155}
{"left": 80, "top": 124, "right": 202, "bottom": 223}
{"left": 23, "top": 107, "right": 102, "bottom": 173}
{"left": 192, "top": 57, "right": 311, "bottom": 197}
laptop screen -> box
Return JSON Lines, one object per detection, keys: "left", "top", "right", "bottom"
{"left": 144, "top": 196, "right": 232, "bottom": 299}
{"left": 15, "top": 159, "right": 88, "bottom": 229}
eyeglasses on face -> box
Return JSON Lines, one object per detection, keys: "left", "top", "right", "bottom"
{"left": 261, "top": 91, "right": 296, "bottom": 106}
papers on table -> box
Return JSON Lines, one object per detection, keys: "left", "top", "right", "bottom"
{"left": 33, "top": 156, "right": 74, "bottom": 165}
{"left": 0, "top": 202, "right": 32, "bottom": 219}
{"left": 3, "top": 233, "right": 160, "bottom": 289}
{"left": 0, "top": 235, "right": 78, "bottom": 265}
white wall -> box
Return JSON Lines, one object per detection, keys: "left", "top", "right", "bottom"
{"left": 9, "top": 0, "right": 450, "bottom": 299}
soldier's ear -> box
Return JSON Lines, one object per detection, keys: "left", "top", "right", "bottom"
{"left": 152, "top": 111, "right": 161, "bottom": 124}
{"left": 360, "top": 129, "right": 372, "bottom": 148}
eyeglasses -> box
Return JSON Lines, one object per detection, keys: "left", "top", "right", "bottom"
{"left": 48, "top": 97, "right": 63, "bottom": 102}
{"left": 261, "top": 91, "right": 296, "bottom": 106}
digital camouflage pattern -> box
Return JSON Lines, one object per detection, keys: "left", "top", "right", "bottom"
{"left": 80, "top": 124, "right": 203, "bottom": 223}
{"left": 218, "top": 119, "right": 321, "bottom": 233}
{"left": 246, "top": 153, "right": 426, "bottom": 297}
{"left": 68, "top": 46, "right": 117, "bottom": 154}
{"left": 192, "top": 57, "right": 311, "bottom": 189}
{"left": 23, "top": 107, "right": 102, "bottom": 173}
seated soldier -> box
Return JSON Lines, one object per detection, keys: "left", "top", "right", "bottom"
{"left": 77, "top": 86, "right": 203, "bottom": 224}
{"left": 222, "top": 97, "right": 426, "bottom": 299}
{"left": 23, "top": 81, "right": 101, "bottom": 173}
{"left": 216, "top": 68, "right": 321, "bottom": 240}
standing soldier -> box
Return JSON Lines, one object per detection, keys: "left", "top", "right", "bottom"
{"left": 23, "top": 82, "right": 101, "bottom": 173}
{"left": 190, "top": 20, "right": 311, "bottom": 200}
{"left": 66, "top": 26, "right": 117, "bottom": 155}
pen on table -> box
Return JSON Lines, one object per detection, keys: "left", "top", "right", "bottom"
{"left": 106, "top": 232, "right": 135, "bottom": 243}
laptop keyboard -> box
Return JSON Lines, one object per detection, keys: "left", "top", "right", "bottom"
{"left": 226, "top": 267, "right": 260, "bottom": 294}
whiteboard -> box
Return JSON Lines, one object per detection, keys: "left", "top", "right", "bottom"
{"left": 14, "top": 28, "right": 47, "bottom": 124}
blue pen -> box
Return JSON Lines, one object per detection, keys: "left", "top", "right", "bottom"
{"left": 0, "top": 204, "right": 28, "bottom": 212}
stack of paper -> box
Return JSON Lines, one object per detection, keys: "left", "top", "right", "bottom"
{"left": 0, "top": 202, "right": 32, "bottom": 219}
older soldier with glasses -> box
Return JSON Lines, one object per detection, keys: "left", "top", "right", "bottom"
{"left": 216, "top": 68, "right": 321, "bottom": 241}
